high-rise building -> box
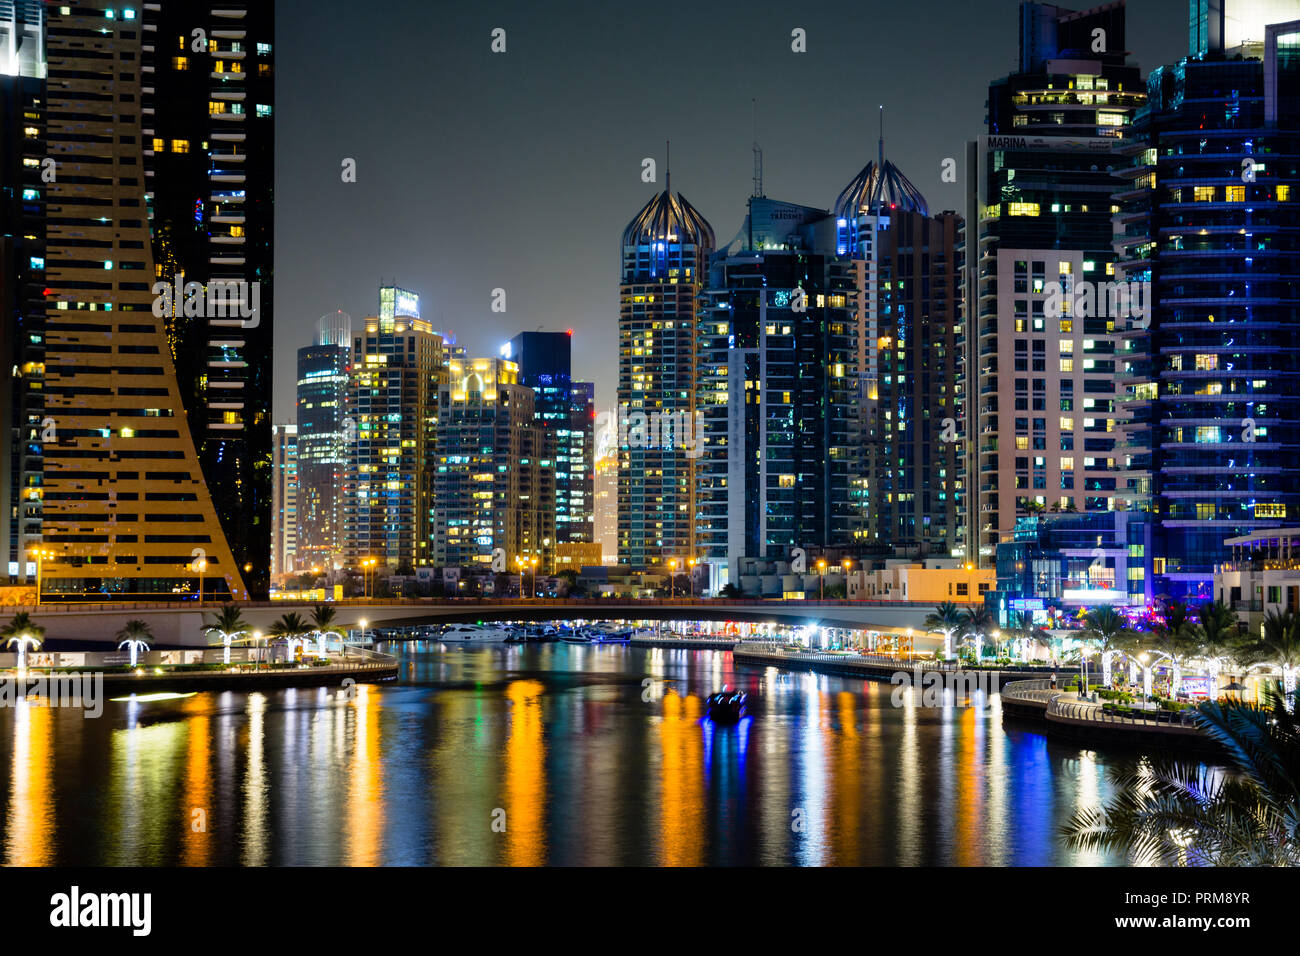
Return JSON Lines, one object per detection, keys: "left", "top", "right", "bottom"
{"left": 0, "top": 0, "right": 46, "bottom": 584}
{"left": 142, "top": 1, "right": 275, "bottom": 598}
{"left": 38, "top": 1, "right": 246, "bottom": 601}
{"left": 593, "top": 416, "right": 618, "bottom": 563}
{"left": 1114, "top": 1, "right": 1300, "bottom": 601}
{"left": 504, "top": 330, "right": 595, "bottom": 546}
{"left": 270, "top": 423, "right": 297, "bottom": 578}
{"left": 295, "top": 313, "right": 350, "bottom": 570}
{"left": 834, "top": 139, "right": 965, "bottom": 558}
{"left": 433, "top": 357, "right": 551, "bottom": 568}
{"left": 966, "top": 1, "right": 1145, "bottom": 564}
{"left": 696, "top": 196, "right": 858, "bottom": 588}
{"left": 618, "top": 179, "right": 714, "bottom": 570}
{"left": 344, "top": 312, "right": 446, "bottom": 571}
{"left": 378, "top": 285, "right": 419, "bottom": 321}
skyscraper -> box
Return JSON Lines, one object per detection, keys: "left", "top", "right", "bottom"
{"left": 433, "top": 357, "right": 550, "bottom": 569}
{"left": 834, "top": 139, "right": 965, "bottom": 558}
{"left": 1114, "top": 1, "right": 1300, "bottom": 601}
{"left": 696, "top": 196, "right": 857, "bottom": 587}
{"left": 0, "top": 0, "right": 46, "bottom": 584}
{"left": 967, "top": 1, "right": 1145, "bottom": 564}
{"left": 618, "top": 177, "right": 714, "bottom": 570}
{"left": 38, "top": 0, "right": 246, "bottom": 601}
{"left": 142, "top": 1, "right": 275, "bottom": 598}
{"left": 344, "top": 311, "right": 445, "bottom": 571}
{"left": 505, "top": 330, "right": 594, "bottom": 547}
{"left": 295, "top": 313, "right": 350, "bottom": 571}
{"left": 270, "top": 423, "right": 297, "bottom": 578}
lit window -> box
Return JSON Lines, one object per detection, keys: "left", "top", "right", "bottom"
{"left": 173, "top": 56, "right": 188, "bottom": 70}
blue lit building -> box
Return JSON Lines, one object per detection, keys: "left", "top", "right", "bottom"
{"left": 1114, "top": 2, "right": 1300, "bottom": 601}
{"left": 504, "top": 330, "right": 594, "bottom": 546}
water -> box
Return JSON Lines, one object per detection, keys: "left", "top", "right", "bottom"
{"left": 0, "top": 642, "right": 1122, "bottom": 865}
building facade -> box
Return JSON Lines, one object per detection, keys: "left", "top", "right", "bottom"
{"left": 38, "top": 0, "right": 246, "bottom": 601}
{"left": 142, "top": 1, "right": 275, "bottom": 598}
{"left": 696, "top": 196, "right": 857, "bottom": 587}
{"left": 344, "top": 313, "right": 445, "bottom": 571}
{"left": 432, "top": 357, "right": 551, "bottom": 568}
{"left": 618, "top": 182, "right": 714, "bottom": 570}
{"left": 834, "top": 143, "right": 965, "bottom": 558}
{"left": 270, "top": 423, "right": 297, "bottom": 577}
{"left": 1114, "top": 3, "right": 1300, "bottom": 601}
{"left": 295, "top": 313, "right": 350, "bottom": 570}
{"left": 967, "top": 1, "right": 1144, "bottom": 567}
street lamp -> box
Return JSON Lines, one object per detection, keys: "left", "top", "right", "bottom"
{"left": 688, "top": 558, "right": 696, "bottom": 599}
{"left": 193, "top": 556, "right": 207, "bottom": 608}
{"left": 529, "top": 556, "right": 538, "bottom": 598}
{"left": 668, "top": 559, "right": 677, "bottom": 598}
{"left": 252, "top": 630, "right": 263, "bottom": 669}
{"left": 817, "top": 559, "right": 827, "bottom": 600}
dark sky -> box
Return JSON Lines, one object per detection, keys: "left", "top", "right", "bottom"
{"left": 274, "top": 0, "right": 1188, "bottom": 420}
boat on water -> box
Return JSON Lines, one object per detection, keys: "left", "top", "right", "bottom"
{"left": 438, "top": 623, "right": 510, "bottom": 644}
{"left": 705, "top": 687, "right": 748, "bottom": 723}
{"left": 559, "top": 632, "right": 591, "bottom": 644}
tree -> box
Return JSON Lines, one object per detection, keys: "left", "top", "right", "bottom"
{"left": 202, "top": 604, "right": 249, "bottom": 665}
{"left": 1063, "top": 692, "right": 1300, "bottom": 865}
{"left": 1006, "top": 610, "right": 1053, "bottom": 662}
{"left": 1079, "top": 605, "right": 1130, "bottom": 686}
{"left": 116, "top": 619, "right": 153, "bottom": 668}
{"left": 718, "top": 582, "right": 744, "bottom": 599}
{"left": 1148, "top": 601, "right": 1200, "bottom": 692}
{"left": 960, "top": 605, "right": 994, "bottom": 661}
{"left": 1237, "top": 609, "right": 1300, "bottom": 712}
{"left": 925, "top": 602, "right": 965, "bottom": 660}
{"left": 268, "top": 612, "right": 312, "bottom": 664}
{"left": 309, "top": 604, "right": 344, "bottom": 656}
{"left": 1192, "top": 600, "right": 1241, "bottom": 687}
{"left": 2, "top": 612, "right": 44, "bottom": 670}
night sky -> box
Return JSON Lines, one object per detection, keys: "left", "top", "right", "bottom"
{"left": 274, "top": 0, "right": 1188, "bottom": 421}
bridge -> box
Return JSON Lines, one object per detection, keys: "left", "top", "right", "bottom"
{"left": 4, "top": 597, "right": 943, "bottom": 650}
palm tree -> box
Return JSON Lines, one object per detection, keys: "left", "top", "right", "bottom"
{"left": 202, "top": 604, "right": 249, "bottom": 665}
{"left": 1062, "top": 692, "right": 1300, "bottom": 865}
{"left": 2, "top": 611, "right": 44, "bottom": 671}
{"left": 268, "top": 612, "right": 312, "bottom": 664}
{"left": 1079, "top": 606, "right": 1130, "bottom": 687}
{"left": 1006, "top": 610, "right": 1053, "bottom": 663}
{"left": 116, "top": 619, "right": 153, "bottom": 668}
{"left": 309, "top": 604, "right": 344, "bottom": 657}
{"left": 925, "top": 601, "right": 965, "bottom": 661}
{"left": 1148, "top": 602, "right": 1200, "bottom": 692}
{"left": 1193, "top": 600, "right": 1241, "bottom": 690}
{"left": 1237, "top": 609, "right": 1300, "bottom": 712}
{"left": 961, "top": 605, "right": 995, "bottom": 662}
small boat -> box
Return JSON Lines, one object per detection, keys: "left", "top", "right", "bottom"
{"left": 705, "top": 687, "right": 748, "bottom": 723}
{"left": 560, "top": 632, "right": 591, "bottom": 644}
{"left": 591, "top": 628, "right": 632, "bottom": 644}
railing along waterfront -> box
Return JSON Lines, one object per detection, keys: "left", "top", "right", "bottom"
{"left": 1047, "top": 693, "right": 1198, "bottom": 728}
{"left": 1000, "top": 679, "right": 1058, "bottom": 703}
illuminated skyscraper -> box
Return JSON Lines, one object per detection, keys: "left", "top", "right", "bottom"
{"left": 504, "top": 330, "right": 594, "bottom": 547}
{"left": 834, "top": 139, "right": 965, "bottom": 558}
{"left": 344, "top": 312, "right": 446, "bottom": 571}
{"left": 618, "top": 177, "right": 714, "bottom": 570}
{"left": 0, "top": 0, "right": 46, "bottom": 584}
{"left": 38, "top": 0, "right": 246, "bottom": 601}
{"left": 696, "top": 196, "right": 857, "bottom": 588}
{"left": 966, "top": 1, "right": 1144, "bottom": 565}
{"left": 433, "top": 357, "right": 551, "bottom": 568}
{"left": 142, "top": 1, "right": 275, "bottom": 598}
{"left": 1114, "top": 2, "right": 1300, "bottom": 601}
{"left": 270, "top": 423, "right": 297, "bottom": 577}
{"left": 295, "top": 313, "right": 350, "bottom": 570}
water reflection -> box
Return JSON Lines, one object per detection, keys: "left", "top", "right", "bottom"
{"left": 0, "top": 644, "right": 1133, "bottom": 865}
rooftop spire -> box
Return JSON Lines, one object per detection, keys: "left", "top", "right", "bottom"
{"left": 752, "top": 97, "right": 763, "bottom": 199}
{"left": 665, "top": 139, "right": 671, "bottom": 197}
{"left": 878, "top": 104, "right": 884, "bottom": 172}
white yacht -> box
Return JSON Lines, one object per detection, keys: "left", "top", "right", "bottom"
{"left": 438, "top": 623, "right": 510, "bottom": 644}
